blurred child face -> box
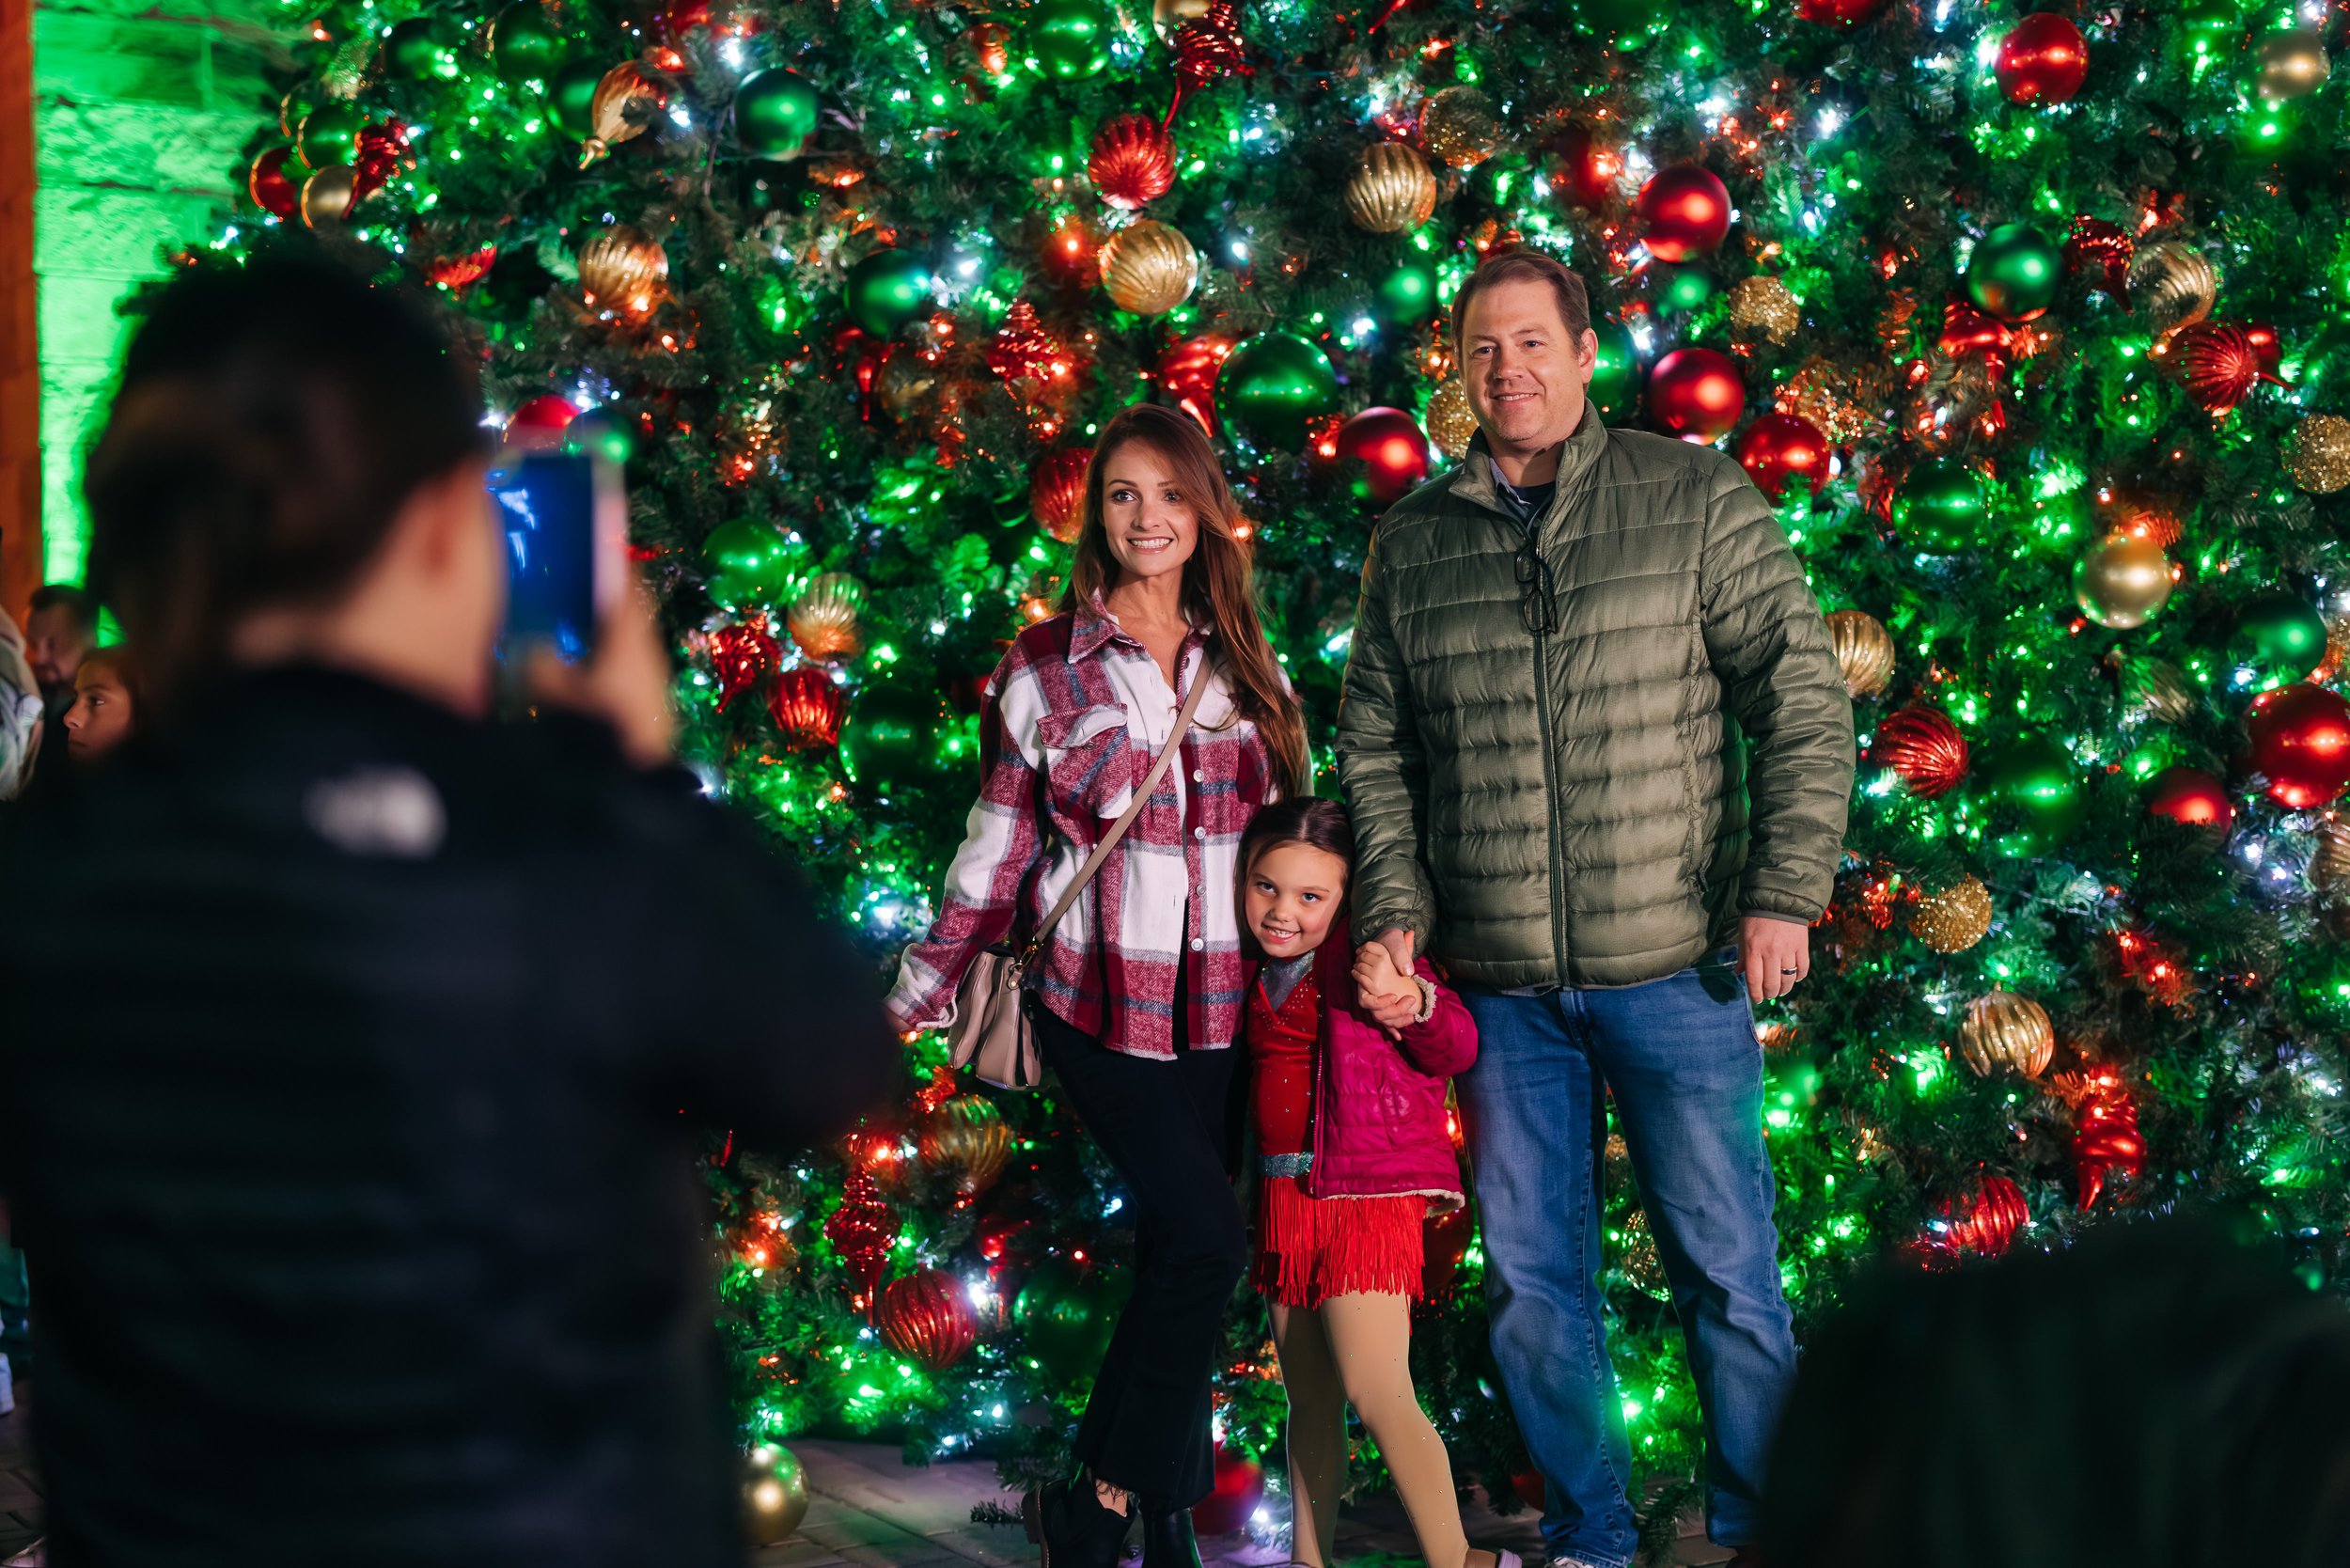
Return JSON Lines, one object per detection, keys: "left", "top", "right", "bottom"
{"left": 63, "top": 663, "right": 133, "bottom": 760}
{"left": 1245, "top": 840, "right": 1349, "bottom": 961}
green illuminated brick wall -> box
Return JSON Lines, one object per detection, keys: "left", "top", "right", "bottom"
{"left": 32, "top": 0, "right": 283, "bottom": 583}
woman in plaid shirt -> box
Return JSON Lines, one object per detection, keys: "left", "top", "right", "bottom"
{"left": 889, "top": 404, "right": 1307, "bottom": 1568}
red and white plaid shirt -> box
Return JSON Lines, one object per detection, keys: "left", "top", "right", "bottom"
{"left": 886, "top": 603, "right": 1280, "bottom": 1059}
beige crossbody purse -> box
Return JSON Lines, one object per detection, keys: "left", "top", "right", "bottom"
{"left": 948, "top": 671, "right": 1213, "bottom": 1090}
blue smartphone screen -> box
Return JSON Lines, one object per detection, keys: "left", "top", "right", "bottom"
{"left": 488, "top": 451, "right": 598, "bottom": 662}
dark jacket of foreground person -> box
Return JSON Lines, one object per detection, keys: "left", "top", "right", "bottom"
{"left": 0, "top": 665, "right": 898, "bottom": 1567}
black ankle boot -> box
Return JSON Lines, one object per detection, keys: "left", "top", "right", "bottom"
{"left": 1139, "top": 1506, "right": 1202, "bottom": 1568}
{"left": 1022, "top": 1477, "right": 1131, "bottom": 1568}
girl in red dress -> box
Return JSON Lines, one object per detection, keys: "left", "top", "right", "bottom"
{"left": 1237, "top": 798, "right": 1518, "bottom": 1568}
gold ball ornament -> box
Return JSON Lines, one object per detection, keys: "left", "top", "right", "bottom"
{"left": 2285, "top": 414, "right": 2350, "bottom": 495}
{"left": 579, "top": 61, "right": 665, "bottom": 165}
{"left": 1825, "top": 609, "right": 1896, "bottom": 700}
{"left": 2257, "top": 28, "right": 2330, "bottom": 101}
{"left": 2074, "top": 534, "right": 2174, "bottom": 630}
{"left": 2116, "top": 654, "right": 2197, "bottom": 725}
{"left": 1344, "top": 142, "right": 1438, "bottom": 234}
{"left": 2127, "top": 242, "right": 2217, "bottom": 339}
{"left": 1152, "top": 0, "right": 1211, "bottom": 38}
{"left": 1425, "top": 380, "right": 1476, "bottom": 459}
{"left": 1909, "top": 876, "right": 1993, "bottom": 954}
{"left": 1099, "top": 219, "right": 1198, "bottom": 316}
{"left": 743, "top": 1442, "right": 810, "bottom": 1544}
{"left": 917, "top": 1093, "right": 1012, "bottom": 1194}
{"left": 2311, "top": 816, "right": 2350, "bottom": 893}
{"left": 1419, "top": 86, "right": 1501, "bottom": 169}
{"left": 1957, "top": 991, "right": 2055, "bottom": 1081}
{"left": 578, "top": 224, "right": 669, "bottom": 319}
{"left": 1727, "top": 275, "right": 1801, "bottom": 347}
{"left": 299, "top": 164, "right": 359, "bottom": 228}
{"left": 787, "top": 572, "right": 868, "bottom": 661}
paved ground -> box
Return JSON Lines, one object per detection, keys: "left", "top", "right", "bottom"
{"left": 0, "top": 1376, "right": 1729, "bottom": 1565}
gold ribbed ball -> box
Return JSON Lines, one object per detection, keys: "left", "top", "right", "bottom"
{"left": 2257, "top": 27, "right": 2330, "bottom": 101}
{"left": 1909, "top": 876, "right": 1993, "bottom": 954}
{"left": 2312, "top": 816, "right": 2350, "bottom": 893}
{"left": 2127, "top": 241, "right": 2217, "bottom": 339}
{"left": 1099, "top": 219, "right": 1198, "bottom": 316}
{"left": 579, "top": 223, "right": 670, "bottom": 319}
{"left": 1345, "top": 142, "right": 1438, "bottom": 234}
{"left": 1728, "top": 275, "right": 1801, "bottom": 346}
{"left": 2285, "top": 414, "right": 2350, "bottom": 495}
{"left": 1957, "top": 991, "right": 2054, "bottom": 1080}
{"left": 1420, "top": 86, "right": 1501, "bottom": 169}
{"left": 1425, "top": 379, "right": 1477, "bottom": 459}
{"left": 1826, "top": 608, "right": 1896, "bottom": 700}
{"left": 787, "top": 572, "right": 867, "bottom": 661}
{"left": 917, "top": 1093, "right": 1012, "bottom": 1195}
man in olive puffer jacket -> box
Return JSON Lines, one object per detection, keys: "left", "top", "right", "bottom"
{"left": 1337, "top": 251, "right": 1854, "bottom": 1568}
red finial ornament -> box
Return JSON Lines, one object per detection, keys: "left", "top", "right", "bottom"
{"left": 1089, "top": 113, "right": 1176, "bottom": 210}
{"left": 823, "top": 1166, "right": 900, "bottom": 1316}
{"left": 1029, "top": 447, "right": 1092, "bottom": 543}
{"left": 986, "top": 301, "right": 1074, "bottom": 412}
{"left": 1156, "top": 333, "right": 1236, "bottom": 433}
{"left": 2070, "top": 1077, "right": 2144, "bottom": 1211}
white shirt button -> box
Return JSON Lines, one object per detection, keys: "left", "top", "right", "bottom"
{"left": 1193, "top": 826, "right": 1207, "bottom": 840}
{"left": 1189, "top": 937, "right": 1204, "bottom": 951}
{"left": 1192, "top": 769, "right": 1205, "bottom": 782}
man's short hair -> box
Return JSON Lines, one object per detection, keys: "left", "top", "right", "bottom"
{"left": 1450, "top": 249, "right": 1592, "bottom": 353}
{"left": 28, "top": 584, "right": 98, "bottom": 634}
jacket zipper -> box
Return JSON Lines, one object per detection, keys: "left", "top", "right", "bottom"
{"left": 1529, "top": 601, "right": 1570, "bottom": 984}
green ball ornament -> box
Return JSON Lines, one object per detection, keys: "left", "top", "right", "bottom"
{"left": 1023, "top": 0, "right": 1112, "bottom": 80}
{"left": 1215, "top": 331, "right": 1340, "bottom": 451}
{"left": 701, "top": 518, "right": 806, "bottom": 611}
{"left": 1966, "top": 224, "right": 2062, "bottom": 323}
{"left": 567, "top": 407, "right": 636, "bottom": 466}
{"left": 843, "top": 251, "right": 935, "bottom": 338}
{"left": 383, "top": 16, "right": 454, "bottom": 79}
{"left": 1587, "top": 321, "right": 1637, "bottom": 421}
{"left": 490, "top": 1, "right": 564, "bottom": 83}
{"left": 1893, "top": 459, "right": 1986, "bottom": 552}
{"left": 548, "top": 58, "right": 605, "bottom": 139}
{"left": 1375, "top": 259, "right": 1440, "bottom": 324}
{"left": 2229, "top": 590, "right": 2328, "bottom": 692}
{"left": 1015, "top": 1257, "right": 1128, "bottom": 1385}
{"left": 1983, "top": 734, "right": 2086, "bottom": 851}
{"left": 733, "top": 69, "right": 821, "bottom": 160}
{"left": 1657, "top": 264, "right": 1716, "bottom": 313}
{"left": 839, "top": 684, "right": 946, "bottom": 792}
{"left": 295, "top": 102, "right": 363, "bottom": 172}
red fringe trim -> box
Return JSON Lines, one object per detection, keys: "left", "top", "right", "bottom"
{"left": 1251, "top": 1177, "right": 1426, "bottom": 1309}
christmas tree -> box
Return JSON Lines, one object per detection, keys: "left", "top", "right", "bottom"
{"left": 167, "top": 0, "right": 2350, "bottom": 1544}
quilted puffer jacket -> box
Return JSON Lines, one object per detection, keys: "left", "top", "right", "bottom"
{"left": 1334, "top": 410, "right": 1855, "bottom": 991}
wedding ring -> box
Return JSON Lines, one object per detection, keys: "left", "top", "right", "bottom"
{"left": 1778, "top": 966, "right": 1801, "bottom": 974}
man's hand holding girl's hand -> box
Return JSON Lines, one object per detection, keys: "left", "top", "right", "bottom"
{"left": 1354, "top": 941, "right": 1421, "bottom": 1033}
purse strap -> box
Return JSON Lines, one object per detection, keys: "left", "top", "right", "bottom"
{"left": 1019, "top": 658, "right": 1215, "bottom": 967}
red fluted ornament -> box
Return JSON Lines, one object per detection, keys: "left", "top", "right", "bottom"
{"left": 2072, "top": 1078, "right": 2144, "bottom": 1211}
{"left": 710, "top": 621, "right": 781, "bottom": 712}
{"left": 1996, "top": 13, "right": 2090, "bottom": 105}
{"left": 2144, "top": 764, "right": 2233, "bottom": 837}
{"left": 1872, "top": 703, "right": 1969, "bottom": 797}
{"left": 2247, "top": 682, "right": 2350, "bottom": 808}
{"left": 2169, "top": 321, "right": 2281, "bottom": 414}
{"left": 1635, "top": 165, "right": 1732, "bottom": 262}
{"left": 877, "top": 1269, "right": 980, "bottom": 1371}
{"left": 1029, "top": 447, "right": 1092, "bottom": 543}
{"left": 1167, "top": 1, "right": 1248, "bottom": 123}
{"left": 249, "top": 147, "right": 301, "bottom": 219}
{"left": 1731, "top": 412, "right": 1831, "bottom": 501}
{"left": 1647, "top": 348, "right": 1746, "bottom": 443}
{"left": 352, "top": 118, "right": 414, "bottom": 197}
{"left": 1089, "top": 114, "right": 1176, "bottom": 210}
{"left": 768, "top": 666, "right": 848, "bottom": 750}
{"left": 2064, "top": 215, "right": 2132, "bottom": 296}
{"left": 1797, "top": 0, "right": 1885, "bottom": 23}
{"left": 1324, "top": 407, "right": 1432, "bottom": 509}
{"left": 1157, "top": 333, "right": 1237, "bottom": 432}
{"left": 823, "top": 1167, "right": 900, "bottom": 1314}
{"left": 1939, "top": 1174, "right": 2029, "bottom": 1259}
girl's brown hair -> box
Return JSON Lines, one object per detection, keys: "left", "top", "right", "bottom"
{"left": 1062, "top": 403, "right": 1309, "bottom": 799}
{"left": 1239, "top": 797, "right": 1355, "bottom": 886}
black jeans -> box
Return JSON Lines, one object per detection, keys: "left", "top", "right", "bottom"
{"left": 1030, "top": 995, "right": 1246, "bottom": 1511}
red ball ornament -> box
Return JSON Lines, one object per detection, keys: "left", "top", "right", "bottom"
{"left": 769, "top": 666, "right": 848, "bottom": 750}
{"left": 1420, "top": 1205, "right": 1475, "bottom": 1300}
{"left": 2169, "top": 321, "right": 2279, "bottom": 415}
{"left": 1029, "top": 447, "right": 1092, "bottom": 544}
{"left": 1731, "top": 412, "right": 1831, "bottom": 501}
{"left": 507, "top": 395, "right": 580, "bottom": 447}
{"left": 710, "top": 621, "right": 781, "bottom": 712}
{"left": 2144, "top": 764, "right": 2233, "bottom": 836}
{"left": 1635, "top": 165, "right": 1732, "bottom": 263}
{"left": 1937, "top": 303, "right": 2012, "bottom": 367}
{"left": 2248, "top": 683, "right": 2350, "bottom": 808}
{"left": 1325, "top": 407, "right": 1432, "bottom": 509}
{"left": 1646, "top": 348, "right": 1746, "bottom": 443}
{"left": 248, "top": 147, "right": 301, "bottom": 219}
{"left": 877, "top": 1269, "right": 979, "bottom": 1372}
{"left": 1157, "top": 333, "right": 1237, "bottom": 433}
{"left": 1089, "top": 113, "right": 1175, "bottom": 210}
{"left": 1797, "top": 0, "right": 1885, "bottom": 23}
{"left": 822, "top": 1167, "right": 901, "bottom": 1314}
{"left": 1191, "top": 1445, "right": 1266, "bottom": 1535}
{"left": 1940, "top": 1174, "right": 2029, "bottom": 1259}
{"left": 1995, "top": 13, "right": 2090, "bottom": 105}
{"left": 1871, "top": 703, "right": 1969, "bottom": 798}
{"left": 2064, "top": 214, "right": 2133, "bottom": 296}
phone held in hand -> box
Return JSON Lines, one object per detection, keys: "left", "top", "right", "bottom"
{"left": 486, "top": 448, "right": 626, "bottom": 664}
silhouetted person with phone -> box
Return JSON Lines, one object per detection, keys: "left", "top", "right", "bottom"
{"left": 0, "top": 253, "right": 897, "bottom": 1567}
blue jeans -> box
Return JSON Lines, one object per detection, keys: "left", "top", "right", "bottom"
{"left": 1457, "top": 959, "right": 1794, "bottom": 1567}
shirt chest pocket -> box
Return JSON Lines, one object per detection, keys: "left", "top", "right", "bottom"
{"left": 1036, "top": 704, "right": 1136, "bottom": 819}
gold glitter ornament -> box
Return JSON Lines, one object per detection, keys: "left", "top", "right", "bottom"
{"left": 2285, "top": 413, "right": 2350, "bottom": 494}
{"left": 1825, "top": 608, "right": 1895, "bottom": 700}
{"left": 1099, "top": 219, "right": 1198, "bottom": 315}
{"left": 578, "top": 223, "right": 669, "bottom": 319}
{"left": 1616, "top": 1208, "right": 1669, "bottom": 1298}
{"left": 1728, "top": 275, "right": 1801, "bottom": 346}
{"left": 1958, "top": 991, "right": 2055, "bottom": 1080}
{"left": 2127, "top": 241, "right": 2217, "bottom": 339}
{"left": 1777, "top": 356, "right": 1875, "bottom": 445}
{"left": 1419, "top": 86, "right": 1501, "bottom": 169}
{"left": 579, "top": 61, "right": 664, "bottom": 165}
{"left": 2311, "top": 816, "right": 2350, "bottom": 893}
{"left": 1425, "top": 379, "right": 1476, "bottom": 458}
{"left": 787, "top": 572, "right": 867, "bottom": 661}
{"left": 1344, "top": 142, "right": 1438, "bottom": 234}
{"left": 1909, "top": 876, "right": 1993, "bottom": 953}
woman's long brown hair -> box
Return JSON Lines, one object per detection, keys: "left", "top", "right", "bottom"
{"left": 1062, "top": 403, "right": 1308, "bottom": 799}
